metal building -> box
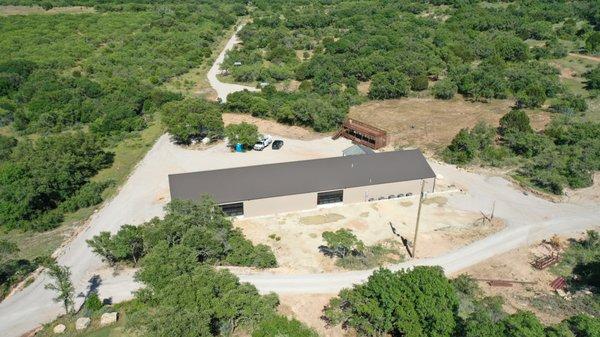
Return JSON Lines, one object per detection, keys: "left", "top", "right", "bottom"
{"left": 168, "top": 150, "right": 436, "bottom": 217}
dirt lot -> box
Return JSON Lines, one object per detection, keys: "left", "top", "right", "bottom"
{"left": 279, "top": 294, "right": 347, "bottom": 337}
{"left": 223, "top": 112, "right": 323, "bottom": 140}
{"left": 0, "top": 5, "right": 94, "bottom": 15}
{"left": 236, "top": 192, "right": 504, "bottom": 273}
{"left": 348, "top": 97, "right": 551, "bottom": 153}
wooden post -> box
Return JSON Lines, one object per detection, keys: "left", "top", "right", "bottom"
{"left": 412, "top": 180, "right": 426, "bottom": 258}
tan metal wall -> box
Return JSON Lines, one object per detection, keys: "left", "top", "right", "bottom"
{"left": 343, "top": 178, "right": 435, "bottom": 203}
{"left": 243, "top": 191, "right": 316, "bottom": 217}
{"left": 240, "top": 178, "right": 435, "bottom": 218}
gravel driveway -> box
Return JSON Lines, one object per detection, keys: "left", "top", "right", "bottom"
{"left": 207, "top": 24, "right": 259, "bottom": 102}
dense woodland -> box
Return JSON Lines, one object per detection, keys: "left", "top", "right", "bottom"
{"left": 87, "top": 198, "right": 277, "bottom": 269}
{"left": 0, "top": 0, "right": 246, "bottom": 231}
{"left": 221, "top": 0, "right": 598, "bottom": 128}
{"left": 324, "top": 265, "right": 599, "bottom": 337}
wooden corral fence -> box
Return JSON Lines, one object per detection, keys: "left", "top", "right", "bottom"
{"left": 333, "top": 118, "right": 388, "bottom": 149}
{"left": 532, "top": 251, "right": 561, "bottom": 270}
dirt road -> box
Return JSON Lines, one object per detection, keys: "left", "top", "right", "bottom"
{"left": 207, "top": 24, "right": 259, "bottom": 102}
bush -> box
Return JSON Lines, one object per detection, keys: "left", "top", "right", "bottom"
{"left": 368, "top": 70, "right": 411, "bottom": 99}
{"left": 59, "top": 181, "right": 112, "bottom": 213}
{"left": 84, "top": 292, "right": 103, "bottom": 312}
{"left": 411, "top": 75, "right": 429, "bottom": 91}
{"left": 499, "top": 110, "right": 532, "bottom": 135}
{"left": 252, "top": 315, "right": 318, "bottom": 337}
{"left": 432, "top": 79, "right": 458, "bottom": 99}
{"left": 550, "top": 95, "right": 588, "bottom": 114}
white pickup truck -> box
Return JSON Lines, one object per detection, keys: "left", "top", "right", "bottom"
{"left": 253, "top": 135, "right": 273, "bottom": 151}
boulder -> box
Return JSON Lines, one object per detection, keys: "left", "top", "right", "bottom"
{"left": 53, "top": 324, "right": 66, "bottom": 334}
{"left": 100, "top": 312, "right": 118, "bottom": 326}
{"left": 75, "top": 317, "right": 91, "bottom": 330}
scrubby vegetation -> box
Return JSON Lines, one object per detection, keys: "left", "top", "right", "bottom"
{"left": 324, "top": 267, "right": 600, "bottom": 337}
{"left": 320, "top": 228, "right": 403, "bottom": 270}
{"left": 443, "top": 109, "right": 600, "bottom": 194}
{"left": 220, "top": 0, "right": 598, "bottom": 130}
{"left": 87, "top": 198, "right": 277, "bottom": 269}
{"left": 553, "top": 230, "right": 600, "bottom": 291}
{"left": 0, "top": 238, "right": 51, "bottom": 301}
{"left": 0, "top": 1, "right": 244, "bottom": 232}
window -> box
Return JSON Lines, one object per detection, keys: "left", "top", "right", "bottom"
{"left": 317, "top": 190, "right": 343, "bottom": 205}
{"left": 220, "top": 202, "right": 244, "bottom": 216}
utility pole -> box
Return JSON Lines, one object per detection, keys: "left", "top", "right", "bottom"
{"left": 412, "top": 180, "right": 426, "bottom": 258}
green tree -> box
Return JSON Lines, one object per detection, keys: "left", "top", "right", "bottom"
{"left": 411, "top": 75, "right": 429, "bottom": 91}
{"left": 45, "top": 263, "right": 75, "bottom": 314}
{"left": 584, "top": 65, "right": 600, "bottom": 90}
{"left": 111, "top": 225, "right": 144, "bottom": 265}
{"left": 565, "top": 314, "right": 600, "bottom": 337}
{"left": 368, "top": 71, "right": 411, "bottom": 99}
{"left": 224, "top": 122, "right": 260, "bottom": 149}
{"left": 161, "top": 98, "right": 224, "bottom": 144}
{"left": 252, "top": 315, "right": 319, "bottom": 337}
{"left": 321, "top": 229, "right": 363, "bottom": 258}
{"left": 324, "top": 267, "right": 458, "bottom": 337}
{"left": 431, "top": 79, "right": 457, "bottom": 100}
{"left": 499, "top": 110, "right": 532, "bottom": 135}
{"left": 130, "top": 265, "right": 278, "bottom": 337}
{"left": 443, "top": 128, "right": 479, "bottom": 164}
{"left": 501, "top": 311, "right": 546, "bottom": 337}
{"left": 87, "top": 232, "right": 118, "bottom": 266}
{"left": 585, "top": 32, "right": 600, "bottom": 55}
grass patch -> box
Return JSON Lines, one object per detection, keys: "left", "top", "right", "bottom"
{"left": 35, "top": 302, "right": 135, "bottom": 337}
{"left": 1, "top": 118, "right": 164, "bottom": 260}
{"left": 335, "top": 240, "right": 405, "bottom": 270}
{"left": 299, "top": 213, "right": 345, "bottom": 225}
{"left": 529, "top": 293, "right": 600, "bottom": 319}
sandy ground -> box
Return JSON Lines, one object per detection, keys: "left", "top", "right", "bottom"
{"left": 0, "top": 5, "right": 94, "bottom": 15}
{"left": 279, "top": 294, "right": 348, "bottom": 337}
{"left": 563, "top": 172, "right": 600, "bottom": 206}
{"left": 348, "top": 97, "right": 551, "bottom": 152}
{"left": 223, "top": 112, "right": 322, "bottom": 140}
{"left": 236, "top": 193, "right": 503, "bottom": 273}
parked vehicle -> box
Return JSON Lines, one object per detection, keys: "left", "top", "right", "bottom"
{"left": 272, "top": 140, "right": 284, "bottom": 150}
{"left": 253, "top": 135, "right": 273, "bottom": 151}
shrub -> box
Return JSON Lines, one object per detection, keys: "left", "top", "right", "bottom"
{"left": 84, "top": 292, "right": 103, "bottom": 312}
{"left": 499, "top": 110, "right": 532, "bottom": 135}
{"left": 368, "top": 70, "right": 411, "bottom": 99}
{"left": 253, "top": 315, "right": 318, "bottom": 337}
{"left": 432, "top": 79, "right": 458, "bottom": 100}
{"left": 411, "top": 74, "right": 429, "bottom": 91}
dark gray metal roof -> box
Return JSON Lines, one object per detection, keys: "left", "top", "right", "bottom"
{"left": 169, "top": 150, "right": 436, "bottom": 205}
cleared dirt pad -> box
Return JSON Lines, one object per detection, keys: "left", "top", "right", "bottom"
{"left": 223, "top": 112, "right": 323, "bottom": 140}
{"left": 348, "top": 97, "right": 550, "bottom": 152}
{"left": 235, "top": 193, "right": 504, "bottom": 273}
{"left": 279, "top": 294, "right": 348, "bottom": 337}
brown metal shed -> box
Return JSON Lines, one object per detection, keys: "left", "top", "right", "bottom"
{"left": 333, "top": 118, "right": 388, "bottom": 149}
